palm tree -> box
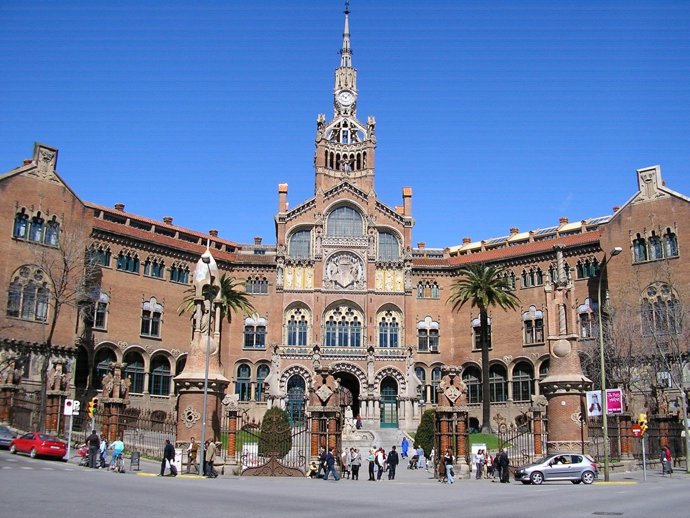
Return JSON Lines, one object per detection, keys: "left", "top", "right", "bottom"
{"left": 178, "top": 273, "right": 254, "bottom": 331}
{"left": 447, "top": 263, "right": 519, "bottom": 433}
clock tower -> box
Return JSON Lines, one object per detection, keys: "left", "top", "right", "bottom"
{"left": 314, "top": 1, "right": 376, "bottom": 194}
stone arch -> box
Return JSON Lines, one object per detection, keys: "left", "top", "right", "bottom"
{"left": 329, "top": 362, "right": 367, "bottom": 390}
{"left": 279, "top": 364, "right": 313, "bottom": 395}
{"left": 374, "top": 366, "right": 406, "bottom": 396}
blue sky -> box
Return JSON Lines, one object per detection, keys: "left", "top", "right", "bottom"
{"left": 1, "top": 0, "right": 689, "bottom": 248}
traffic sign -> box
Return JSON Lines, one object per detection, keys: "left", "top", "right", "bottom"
{"left": 63, "top": 398, "right": 82, "bottom": 416}
{"left": 631, "top": 424, "right": 643, "bottom": 438}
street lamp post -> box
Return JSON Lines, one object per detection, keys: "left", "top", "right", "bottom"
{"left": 198, "top": 256, "right": 213, "bottom": 477}
{"left": 597, "top": 246, "right": 622, "bottom": 482}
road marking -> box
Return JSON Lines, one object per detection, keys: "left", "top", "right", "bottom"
{"left": 42, "top": 467, "right": 55, "bottom": 470}
{"left": 21, "top": 466, "right": 33, "bottom": 470}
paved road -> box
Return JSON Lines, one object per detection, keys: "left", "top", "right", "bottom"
{"left": 1, "top": 450, "right": 687, "bottom": 518}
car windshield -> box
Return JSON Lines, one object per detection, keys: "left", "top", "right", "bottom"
{"left": 38, "top": 434, "right": 57, "bottom": 441}
{"left": 529, "top": 456, "right": 551, "bottom": 466}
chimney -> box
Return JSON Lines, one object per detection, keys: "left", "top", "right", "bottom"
{"left": 417, "top": 242, "right": 425, "bottom": 249}
{"left": 402, "top": 187, "right": 412, "bottom": 216}
{"left": 209, "top": 229, "right": 218, "bottom": 237}
{"left": 162, "top": 216, "right": 173, "bottom": 225}
{"left": 254, "top": 236, "right": 262, "bottom": 245}
{"left": 559, "top": 217, "right": 569, "bottom": 225}
{"left": 509, "top": 227, "right": 519, "bottom": 236}
{"left": 612, "top": 206, "right": 620, "bottom": 213}
{"left": 462, "top": 237, "right": 472, "bottom": 244}
{"left": 23, "top": 159, "right": 32, "bottom": 165}
{"left": 114, "top": 203, "right": 125, "bottom": 212}
{"left": 278, "top": 183, "right": 288, "bottom": 212}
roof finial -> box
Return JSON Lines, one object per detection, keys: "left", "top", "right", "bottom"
{"left": 340, "top": 1, "right": 352, "bottom": 68}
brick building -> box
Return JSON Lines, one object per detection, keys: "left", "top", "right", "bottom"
{"left": 1, "top": 7, "right": 688, "bottom": 434}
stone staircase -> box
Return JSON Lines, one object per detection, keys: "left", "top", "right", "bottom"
{"left": 341, "top": 424, "right": 409, "bottom": 454}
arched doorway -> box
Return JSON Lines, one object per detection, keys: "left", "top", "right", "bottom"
{"left": 379, "top": 377, "right": 398, "bottom": 428}
{"left": 334, "top": 371, "right": 361, "bottom": 418}
{"left": 286, "top": 375, "right": 306, "bottom": 425}
{"left": 74, "top": 346, "right": 90, "bottom": 390}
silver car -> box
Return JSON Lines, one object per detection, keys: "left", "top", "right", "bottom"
{"left": 0, "top": 425, "right": 16, "bottom": 449}
{"left": 514, "top": 453, "right": 598, "bottom": 485}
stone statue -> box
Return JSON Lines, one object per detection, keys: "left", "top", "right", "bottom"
{"left": 101, "top": 372, "right": 114, "bottom": 398}
{"left": 120, "top": 377, "right": 131, "bottom": 399}
{"left": 406, "top": 350, "right": 424, "bottom": 399}
{"left": 263, "top": 346, "right": 284, "bottom": 398}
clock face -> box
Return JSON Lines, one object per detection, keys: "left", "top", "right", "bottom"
{"left": 337, "top": 90, "right": 354, "bottom": 106}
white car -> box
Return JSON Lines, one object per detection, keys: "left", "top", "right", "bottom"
{"left": 514, "top": 453, "right": 599, "bottom": 485}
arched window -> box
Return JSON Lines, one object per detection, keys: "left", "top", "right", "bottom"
{"left": 29, "top": 214, "right": 44, "bottom": 242}
{"left": 663, "top": 228, "right": 678, "bottom": 257}
{"left": 123, "top": 351, "right": 145, "bottom": 393}
{"left": 93, "top": 348, "right": 116, "bottom": 390}
{"left": 5, "top": 266, "right": 50, "bottom": 322}
{"left": 170, "top": 263, "right": 190, "bottom": 284}
{"left": 472, "top": 316, "right": 492, "bottom": 350}
{"left": 378, "top": 310, "right": 400, "bottom": 348}
{"left": 144, "top": 257, "right": 165, "bottom": 279}
{"left": 326, "top": 206, "right": 363, "bottom": 237}
{"left": 512, "top": 362, "right": 534, "bottom": 402}
{"left": 416, "top": 281, "right": 440, "bottom": 299}
{"left": 633, "top": 234, "right": 648, "bottom": 263}
{"left": 521, "top": 267, "right": 543, "bottom": 288}
{"left": 642, "top": 283, "right": 681, "bottom": 336}
{"left": 44, "top": 217, "right": 60, "bottom": 246}
{"left": 117, "top": 251, "right": 140, "bottom": 273}
{"left": 255, "top": 364, "right": 270, "bottom": 402}
{"left": 463, "top": 366, "right": 481, "bottom": 405}
{"left": 489, "top": 364, "right": 507, "bottom": 403}
{"left": 417, "top": 317, "right": 439, "bottom": 352}
{"left": 576, "top": 258, "right": 599, "bottom": 279}
{"left": 539, "top": 360, "right": 550, "bottom": 380}
{"left": 288, "top": 230, "right": 311, "bottom": 258}
{"left": 287, "top": 375, "right": 306, "bottom": 424}
{"left": 648, "top": 231, "right": 663, "bottom": 261}
{"left": 89, "top": 245, "right": 111, "bottom": 267}
{"left": 13, "top": 210, "right": 29, "bottom": 239}
{"left": 140, "top": 297, "right": 163, "bottom": 337}
{"left": 378, "top": 232, "right": 400, "bottom": 261}
{"left": 235, "top": 363, "right": 251, "bottom": 401}
{"left": 93, "top": 292, "right": 109, "bottom": 330}
{"left": 522, "top": 306, "right": 544, "bottom": 345}
{"left": 286, "top": 307, "right": 309, "bottom": 346}
{"left": 323, "top": 306, "right": 362, "bottom": 347}
{"left": 246, "top": 276, "right": 269, "bottom": 294}
{"left": 149, "top": 356, "right": 171, "bottom": 396}
{"left": 244, "top": 315, "right": 267, "bottom": 349}
{"left": 577, "top": 298, "right": 598, "bottom": 339}
{"left": 430, "top": 367, "right": 442, "bottom": 404}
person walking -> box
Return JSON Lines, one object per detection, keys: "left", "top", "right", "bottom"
{"left": 401, "top": 436, "right": 409, "bottom": 459}
{"left": 474, "top": 449, "right": 484, "bottom": 479}
{"left": 186, "top": 437, "right": 199, "bottom": 474}
{"left": 375, "top": 447, "right": 386, "bottom": 481}
{"left": 443, "top": 449, "right": 454, "bottom": 484}
{"left": 660, "top": 445, "right": 673, "bottom": 476}
{"left": 341, "top": 448, "right": 351, "bottom": 479}
{"left": 205, "top": 440, "right": 218, "bottom": 478}
{"left": 85, "top": 430, "right": 100, "bottom": 469}
{"left": 323, "top": 447, "right": 340, "bottom": 481}
{"left": 416, "top": 445, "right": 426, "bottom": 470}
{"left": 387, "top": 445, "right": 399, "bottom": 480}
{"left": 316, "top": 447, "right": 327, "bottom": 479}
{"left": 98, "top": 435, "right": 108, "bottom": 468}
{"left": 160, "top": 438, "right": 175, "bottom": 476}
{"left": 350, "top": 448, "right": 361, "bottom": 480}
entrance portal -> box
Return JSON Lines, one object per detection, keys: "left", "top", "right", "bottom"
{"left": 380, "top": 377, "right": 398, "bottom": 428}
{"left": 334, "top": 371, "right": 360, "bottom": 417}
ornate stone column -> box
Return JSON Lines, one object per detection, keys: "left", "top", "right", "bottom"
{"left": 0, "top": 353, "right": 22, "bottom": 423}
{"left": 540, "top": 246, "right": 591, "bottom": 454}
{"left": 308, "top": 367, "right": 341, "bottom": 459}
{"left": 175, "top": 247, "right": 230, "bottom": 450}
{"left": 45, "top": 359, "right": 71, "bottom": 435}
{"left": 435, "top": 366, "right": 470, "bottom": 475}
{"left": 99, "top": 362, "right": 131, "bottom": 442}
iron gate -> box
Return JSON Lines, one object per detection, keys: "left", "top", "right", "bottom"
{"left": 497, "top": 413, "right": 547, "bottom": 468}
{"left": 234, "top": 409, "right": 311, "bottom": 476}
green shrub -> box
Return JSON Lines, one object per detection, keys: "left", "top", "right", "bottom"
{"left": 415, "top": 409, "right": 436, "bottom": 457}
{"left": 258, "top": 407, "right": 292, "bottom": 457}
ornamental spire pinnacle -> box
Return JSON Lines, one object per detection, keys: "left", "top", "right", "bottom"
{"left": 340, "top": 1, "right": 352, "bottom": 68}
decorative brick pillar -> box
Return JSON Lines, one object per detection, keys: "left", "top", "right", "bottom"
{"left": 456, "top": 411, "right": 468, "bottom": 461}
{"left": 532, "top": 407, "right": 544, "bottom": 456}
{"left": 0, "top": 386, "right": 18, "bottom": 423}
{"left": 619, "top": 413, "right": 633, "bottom": 458}
{"left": 307, "top": 367, "right": 341, "bottom": 459}
{"left": 435, "top": 366, "right": 470, "bottom": 476}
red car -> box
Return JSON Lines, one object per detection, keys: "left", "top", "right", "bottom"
{"left": 10, "top": 432, "right": 67, "bottom": 460}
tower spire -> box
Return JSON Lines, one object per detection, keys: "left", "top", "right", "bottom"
{"left": 340, "top": 1, "right": 352, "bottom": 68}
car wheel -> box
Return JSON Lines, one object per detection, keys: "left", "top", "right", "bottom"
{"left": 29, "top": 448, "right": 37, "bottom": 459}
{"left": 572, "top": 480, "right": 582, "bottom": 484}
{"left": 10, "top": 444, "right": 17, "bottom": 454}
{"left": 581, "top": 471, "right": 595, "bottom": 485}
{"left": 530, "top": 471, "right": 544, "bottom": 485}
